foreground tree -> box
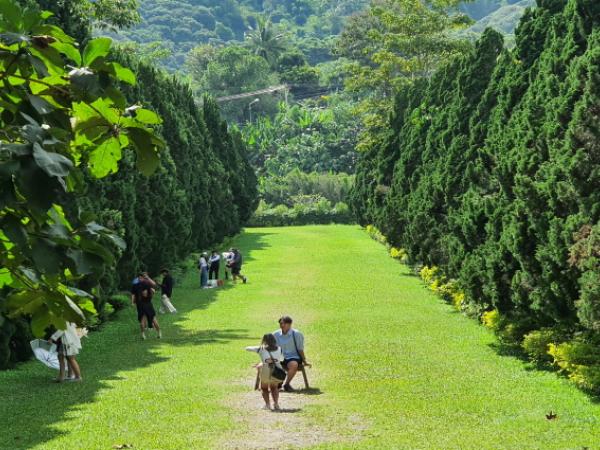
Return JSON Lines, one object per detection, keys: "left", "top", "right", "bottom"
{"left": 0, "top": 0, "right": 163, "bottom": 336}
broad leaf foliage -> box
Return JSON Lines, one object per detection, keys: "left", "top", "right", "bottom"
{"left": 0, "top": 1, "right": 162, "bottom": 336}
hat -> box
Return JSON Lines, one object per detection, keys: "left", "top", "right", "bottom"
{"left": 201, "top": 252, "right": 208, "bottom": 255}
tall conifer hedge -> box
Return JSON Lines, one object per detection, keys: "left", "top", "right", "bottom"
{"left": 350, "top": 0, "right": 600, "bottom": 332}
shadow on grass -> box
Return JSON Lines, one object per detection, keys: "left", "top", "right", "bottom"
{"left": 0, "top": 279, "right": 252, "bottom": 450}
{"left": 293, "top": 387, "right": 323, "bottom": 396}
{"left": 235, "top": 231, "right": 274, "bottom": 264}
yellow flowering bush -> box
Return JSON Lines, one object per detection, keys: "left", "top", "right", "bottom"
{"left": 481, "top": 310, "right": 500, "bottom": 329}
{"left": 389, "top": 247, "right": 407, "bottom": 260}
{"left": 548, "top": 341, "right": 600, "bottom": 393}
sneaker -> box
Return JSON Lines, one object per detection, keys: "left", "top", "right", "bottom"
{"left": 243, "top": 277, "right": 248, "bottom": 284}
{"left": 261, "top": 405, "right": 271, "bottom": 410}
{"left": 283, "top": 384, "right": 295, "bottom": 392}
{"left": 172, "top": 310, "right": 178, "bottom": 313}
{"left": 141, "top": 332, "right": 146, "bottom": 340}
{"left": 273, "top": 404, "right": 281, "bottom": 411}
{"left": 64, "top": 375, "right": 76, "bottom": 381}
{"left": 158, "top": 332, "right": 162, "bottom": 339}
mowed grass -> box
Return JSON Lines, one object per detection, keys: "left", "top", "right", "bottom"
{"left": 1, "top": 224, "right": 599, "bottom": 450}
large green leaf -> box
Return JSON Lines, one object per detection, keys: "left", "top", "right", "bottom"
{"left": 26, "top": 93, "right": 54, "bottom": 114}
{"left": 32, "top": 142, "right": 73, "bottom": 177}
{"left": 30, "top": 305, "right": 53, "bottom": 337}
{"left": 87, "top": 135, "right": 121, "bottom": 177}
{"left": 17, "top": 157, "right": 61, "bottom": 218}
{"left": 134, "top": 108, "right": 162, "bottom": 124}
{"left": 79, "top": 237, "right": 115, "bottom": 265}
{"left": 103, "top": 62, "right": 136, "bottom": 85}
{"left": 6, "top": 289, "right": 45, "bottom": 317}
{"left": 1, "top": 212, "right": 28, "bottom": 247}
{"left": 83, "top": 37, "right": 112, "bottom": 67}
{"left": 0, "top": 0, "right": 23, "bottom": 29}
{"left": 69, "top": 68, "right": 101, "bottom": 95}
{"left": 29, "top": 237, "right": 65, "bottom": 274}
{"left": 26, "top": 54, "right": 49, "bottom": 78}
{"left": 126, "top": 127, "right": 160, "bottom": 176}
{"left": 51, "top": 41, "right": 81, "bottom": 66}
{"left": 0, "top": 31, "right": 30, "bottom": 46}
{"left": 65, "top": 248, "right": 103, "bottom": 274}
{"left": 32, "top": 24, "right": 74, "bottom": 44}
{"left": 103, "top": 233, "right": 126, "bottom": 250}
{"left": 0, "top": 268, "right": 11, "bottom": 288}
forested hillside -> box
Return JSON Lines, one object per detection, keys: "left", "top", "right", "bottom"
{"left": 350, "top": 0, "right": 600, "bottom": 391}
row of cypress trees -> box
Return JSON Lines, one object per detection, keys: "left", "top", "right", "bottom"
{"left": 349, "top": 0, "right": 600, "bottom": 334}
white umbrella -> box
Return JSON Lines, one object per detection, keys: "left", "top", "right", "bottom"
{"left": 30, "top": 339, "right": 64, "bottom": 371}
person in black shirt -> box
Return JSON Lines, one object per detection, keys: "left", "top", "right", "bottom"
{"left": 208, "top": 251, "right": 220, "bottom": 281}
{"left": 157, "top": 269, "right": 177, "bottom": 314}
{"left": 131, "top": 273, "right": 162, "bottom": 340}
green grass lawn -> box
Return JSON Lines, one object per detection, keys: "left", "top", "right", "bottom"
{"left": 1, "top": 225, "right": 599, "bottom": 450}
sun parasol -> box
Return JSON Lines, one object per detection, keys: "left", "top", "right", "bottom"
{"left": 30, "top": 339, "right": 64, "bottom": 370}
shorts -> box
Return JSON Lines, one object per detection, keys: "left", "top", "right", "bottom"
{"left": 281, "top": 358, "right": 303, "bottom": 368}
{"left": 261, "top": 363, "right": 285, "bottom": 384}
{"left": 137, "top": 301, "right": 156, "bottom": 324}
{"left": 232, "top": 267, "right": 241, "bottom": 275}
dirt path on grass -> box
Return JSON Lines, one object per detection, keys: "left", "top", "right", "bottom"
{"left": 220, "top": 380, "right": 367, "bottom": 450}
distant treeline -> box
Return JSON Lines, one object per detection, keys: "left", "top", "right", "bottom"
{"left": 350, "top": 0, "right": 600, "bottom": 334}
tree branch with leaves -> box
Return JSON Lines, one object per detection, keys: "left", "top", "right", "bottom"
{"left": 0, "top": 0, "right": 163, "bottom": 336}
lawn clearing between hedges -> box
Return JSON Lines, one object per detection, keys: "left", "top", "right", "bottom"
{"left": 1, "top": 225, "right": 599, "bottom": 450}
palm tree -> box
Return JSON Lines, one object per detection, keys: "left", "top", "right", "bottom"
{"left": 244, "top": 16, "right": 289, "bottom": 68}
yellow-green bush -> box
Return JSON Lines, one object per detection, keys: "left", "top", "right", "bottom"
{"left": 548, "top": 340, "right": 600, "bottom": 393}
{"left": 522, "top": 328, "right": 570, "bottom": 363}
{"left": 389, "top": 247, "right": 407, "bottom": 260}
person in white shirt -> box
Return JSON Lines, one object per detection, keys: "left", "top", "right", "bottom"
{"left": 47, "top": 322, "right": 83, "bottom": 382}
{"left": 273, "top": 316, "right": 310, "bottom": 392}
{"left": 223, "top": 248, "right": 235, "bottom": 280}
{"left": 199, "top": 252, "right": 209, "bottom": 288}
{"left": 246, "top": 333, "right": 284, "bottom": 410}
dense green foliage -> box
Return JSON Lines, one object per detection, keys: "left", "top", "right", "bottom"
{"left": 243, "top": 95, "right": 361, "bottom": 175}
{"left": 0, "top": 0, "right": 258, "bottom": 369}
{"left": 247, "top": 200, "right": 354, "bottom": 226}
{"left": 350, "top": 0, "right": 600, "bottom": 340}
{"left": 261, "top": 169, "right": 354, "bottom": 205}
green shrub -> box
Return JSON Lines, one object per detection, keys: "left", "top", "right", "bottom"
{"left": 247, "top": 206, "right": 356, "bottom": 227}
{"left": 104, "top": 303, "right": 116, "bottom": 316}
{"left": 108, "top": 295, "right": 130, "bottom": 312}
{"left": 522, "top": 328, "right": 571, "bottom": 363}
{"left": 548, "top": 337, "right": 600, "bottom": 393}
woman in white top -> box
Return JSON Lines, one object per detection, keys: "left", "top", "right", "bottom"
{"left": 47, "top": 322, "right": 83, "bottom": 382}
{"left": 246, "top": 333, "right": 284, "bottom": 410}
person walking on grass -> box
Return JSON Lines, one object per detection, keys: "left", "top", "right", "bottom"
{"left": 131, "top": 273, "right": 162, "bottom": 339}
{"left": 231, "top": 248, "right": 247, "bottom": 284}
{"left": 246, "top": 333, "right": 284, "bottom": 410}
{"left": 224, "top": 248, "right": 235, "bottom": 280}
{"left": 157, "top": 268, "right": 177, "bottom": 314}
{"left": 208, "top": 250, "right": 220, "bottom": 280}
{"left": 273, "top": 316, "right": 310, "bottom": 392}
{"left": 199, "top": 252, "right": 209, "bottom": 288}
{"left": 48, "top": 322, "right": 83, "bottom": 383}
